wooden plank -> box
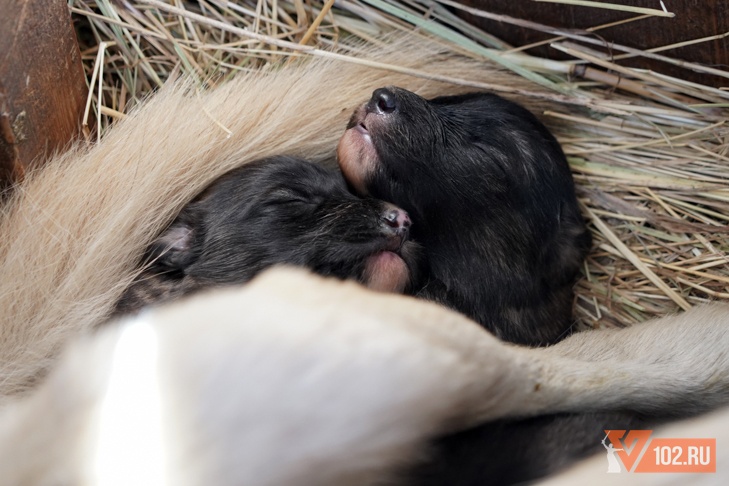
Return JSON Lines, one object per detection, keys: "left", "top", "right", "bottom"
{"left": 456, "top": 0, "right": 729, "bottom": 88}
{"left": 0, "top": 0, "right": 87, "bottom": 191}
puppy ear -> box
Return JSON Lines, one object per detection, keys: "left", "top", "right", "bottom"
{"left": 146, "top": 218, "right": 199, "bottom": 271}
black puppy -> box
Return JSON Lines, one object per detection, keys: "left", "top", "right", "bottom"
{"left": 116, "top": 156, "right": 418, "bottom": 314}
{"left": 338, "top": 87, "right": 604, "bottom": 484}
{"left": 338, "top": 87, "right": 590, "bottom": 346}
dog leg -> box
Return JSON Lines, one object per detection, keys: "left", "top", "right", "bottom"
{"left": 0, "top": 269, "right": 727, "bottom": 485}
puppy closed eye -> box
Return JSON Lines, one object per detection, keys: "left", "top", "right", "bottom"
{"left": 266, "top": 189, "right": 316, "bottom": 206}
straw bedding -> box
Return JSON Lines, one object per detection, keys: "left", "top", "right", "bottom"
{"left": 69, "top": 0, "right": 729, "bottom": 329}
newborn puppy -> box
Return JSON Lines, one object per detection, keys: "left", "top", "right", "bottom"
{"left": 338, "top": 87, "right": 590, "bottom": 346}
{"left": 116, "top": 156, "right": 418, "bottom": 314}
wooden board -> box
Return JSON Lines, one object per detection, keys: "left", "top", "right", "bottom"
{"left": 456, "top": 0, "right": 729, "bottom": 88}
{"left": 0, "top": 0, "right": 87, "bottom": 191}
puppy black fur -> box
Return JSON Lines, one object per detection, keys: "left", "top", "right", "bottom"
{"left": 338, "top": 87, "right": 591, "bottom": 346}
{"left": 337, "top": 87, "right": 606, "bottom": 484}
{"left": 116, "top": 156, "right": 418, "bottom": 314}
{"left": 406, "top": 412, "right": 653, "bottom": 485}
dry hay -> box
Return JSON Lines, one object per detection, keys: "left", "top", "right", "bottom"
{"left": 70, "top": 0, "right": 729, "bottom": 329}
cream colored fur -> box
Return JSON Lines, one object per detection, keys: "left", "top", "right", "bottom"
{"left": 0, "top": 37, "right": 551, "bottom": 400}
{"left": 0, "top": 269, "right": 727, "bottom": 485}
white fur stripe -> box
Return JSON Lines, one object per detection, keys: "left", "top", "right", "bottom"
{"left": 93, "top": 318, "right": 167, "bottom": 486}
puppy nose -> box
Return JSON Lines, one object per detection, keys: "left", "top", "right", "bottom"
{"left": 381, "top": 205, "right": 411, "bottom": 234}
{"left": 370, "top": 88, "right": 397, "bottom": 115}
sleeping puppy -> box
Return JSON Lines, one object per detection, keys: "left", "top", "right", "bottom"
{"left": 338, "top": 87, "right": 591, "bottom": 346}
{"left": 116, "top": 156, "right": 419, "bottom": 314}
{"left": 336, "top": 88, "right": 628, "bottom": 484}
{"left": 333, "top": 89, "right": 720, "bottom": 485}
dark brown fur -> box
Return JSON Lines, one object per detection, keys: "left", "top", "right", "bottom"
{"left": 338, "top": 87, "right": 591, "bottom": 347}
{"left": 116, "top": 156, "right": 419, "bottom": 314}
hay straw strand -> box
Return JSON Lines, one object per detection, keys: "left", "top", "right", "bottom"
{"left": 533, "top": 0, "right": 674, "bottom": 17}
{"left": 69, "top": 0, "right": 729, "bottom": 329}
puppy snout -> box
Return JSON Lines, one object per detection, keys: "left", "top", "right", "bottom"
{"left": 368, "top": 88, "right": 398, "bottom": 115}
{"left": 381, "top": 204, "right": 411, "bottom": 242}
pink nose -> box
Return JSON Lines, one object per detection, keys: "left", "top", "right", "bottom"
{"left": 382, "top": 205, "right": 411, "bottom": 234}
